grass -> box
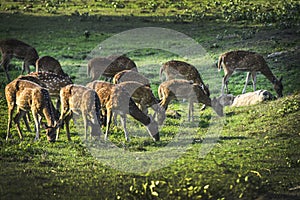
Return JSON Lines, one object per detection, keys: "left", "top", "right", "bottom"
{"left": 0, "top": 1, "right": 300, "bottom": 199}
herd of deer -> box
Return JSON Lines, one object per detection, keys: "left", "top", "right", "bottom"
{"left": 1, "top": 38, "right": 283, "bottom": 142}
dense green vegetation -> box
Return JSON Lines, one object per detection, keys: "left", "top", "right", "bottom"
{"left": 0, "top": 0, "right": 300, "bottom": 199}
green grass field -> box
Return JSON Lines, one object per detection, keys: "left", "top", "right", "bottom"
{"left": 0, "top": 1, "right": 300, "bottom": 199}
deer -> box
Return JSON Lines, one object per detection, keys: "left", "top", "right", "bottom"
{"left": 87, "top": 55, "right": 138, "bottom": 81}
{"left": 86, "top": 80, "right": 159, "bottom": 142}
{"left": 160, "top": 60, "right": 210, "bottom": 96}
{"left": 219, "top": 90, "right": 275, "bottom": 107}
{"left": 112, "top": 70, "right": 151, "bottom": 87}
{"left": 5, "top": 79, "right": 57, "bottom": 142}
{"left": 117, "top": 81, "right": 166, "bottom": 125}
{"left": 218, "top": 50, "right": 283, "bottom": 97}
{"left": 20, "top": 71, "right": 73, "bottom": 110}
{"left": 0, "top": 38, "right": 39, "bottom": 81}
{"left": 36, "top": 55, "right": 67, "bottom": 76}
{"left": 158, "top": 79, "right": 223, "bottom": 122}
{"left": 56, "top": 84, "right": 103, "bottom": 141}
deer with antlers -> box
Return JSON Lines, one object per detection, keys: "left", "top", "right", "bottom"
{"left": 158, "top": 79, "right": 223, "bottom": 121}
{"left": 87, "top": 55, "right": 138, "bottom": 81}
{"left": 218, "top": 50, "right": 283, "bottom": 97}
{"left": 5, "top": 79, "right": 57, "bottom": 142}
{"left": 86, "top": 81, "right": 159, "bottom": 142}
{"left": 0, "top": 38, "right": 39, "bottom": 81}
{"left": 56, "top": 84, "right": 103, "bottom": 141}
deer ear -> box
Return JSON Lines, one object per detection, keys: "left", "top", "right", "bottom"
{"left": 206, "top": 84, "right": 209, "bottom": 89}
{"left": 279, "top": 76, "right": 283, "bottom": 82}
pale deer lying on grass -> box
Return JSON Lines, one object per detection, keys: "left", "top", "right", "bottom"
{"left": 160, "top": 60, "right": 210, "bottom": 96}
{"left": 113, "top": 70, "right": 151, "bottom": 86}
{"left": 86, "top": 80, "right": 159, "bottom": 142}
{"left": 158, "top": 79, "right": 223, "bottom": 121}
{"left": 0, "top": 38, "right": 39, "bottom": 81}
{"left": 218, "top": 50, "right": 283, "bottom": 97}
{"left": 219, "top": 90, "right": 274, "bottom": 107}
{"left": 57, "top": 84, "right": 103, "bottom": 141}
{"left": 87, "top": 55, "right": 138, "bottom": 81}
{"left": 118, "top": 81, "right": 166, "bottom": 125}
{"left": 36, "top": 55, "right": 67, "bottom": 76}
{"left": 5, "top": 79, "right": 57, "bottom": 142}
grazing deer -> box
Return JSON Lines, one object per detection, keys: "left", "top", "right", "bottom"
{"left": 86, "top": 80, "right": 159, "bottom": 142}
{"left": 160, "top": 60, "right": 210, "bottom": 96}
{"left": 0, "top": 38, "right": 39, "bottom": 81}
{"left": 56, "top": 84, "right": 103, "bottom": 141}
{"left": 218, "top": 50, "right": 283, "bottom": 97}
{"left": 113, "top": 70, "right": 151, "bottom": 87}
{"left": 118, "top": 81, "right": 166, "bottom": 125}
{"left": 36, "top": 56, "right": 66, "bottom": 76}
{"left": 87, "top": 55, "right": 138, "bottom": 81}
{"left": 5, "top": 79, "right": 57, "bottom": 142}
{"left": 21, "top": 71, "right": 73, "bottom": 109}
{"left": 158, "top": 79, "right": 223, "bottom": 121}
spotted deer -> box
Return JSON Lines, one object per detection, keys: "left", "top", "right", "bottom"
{"left": 218, "top": 50, "right": 283, "bottom": 97}
{"left": 0, "top": 38, "right": 39, "bottom": 81}
{"left": 117, "top": 81, "right": 166, "bottom": 125}
{"left": 56, "top": 84, "right": 103, "bottom": 141}
{"left": 5, "top": 79, "right": 57, "bottom": 142}
{"left": 160, "top": 60, "right": 210, "bottom": 96}
{"left": 113, "top": 70, "right": 150, "bottom": 87}
{"left": 158, "top": 79, "right": 223, "bottom": 121}
{"left": 36, "top": 55, "right": 67, "bottom": 76}
{"left": 21, "top": 71, "right": 73, "bottom": 109}
{"left": 86, "top": 80, "right": 159, "bottom": 142}
{"left": 87, "top": 55, "right": 138, "bottom": 81}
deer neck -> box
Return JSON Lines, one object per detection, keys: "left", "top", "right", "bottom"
{"left": 128, "top": 98, "right": 150, "bottom": 125}
{"left": 260, "top": 68, "right": 278, "bottom": 85}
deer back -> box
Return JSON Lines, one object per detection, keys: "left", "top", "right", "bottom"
{"left": 113, "top": 70, "right": 150, "bottom": 86}
{"left": 26, "top": 71, "right": 73, "bottom": 97}
{"left": 36, "top": 56, "right": 65, "bottom": 75}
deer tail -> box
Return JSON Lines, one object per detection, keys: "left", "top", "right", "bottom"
{"left": 159, "top": 65, "right": 165, "bottom": 81}
{"left": 217, "top": 55, "right": 223, "bottom": 72}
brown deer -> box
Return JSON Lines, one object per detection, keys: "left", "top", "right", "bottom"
{"left": 5, "top": 79, "right": 57, "bottom": 142}
{"left": 21, "top": 71, "right": 73, "bottom": 109}
{"left": 117, "top": 81, "right": 166, "bottom": 125}
{"left": 0, "top": 38, "right": 39, "bottom": 81}
{"left": 36, "top": 55, "right": 67, "bottom": 76}
{"left": 158, "top": 79, "right": 223, "bottom": 121}
{"left": 56, "top": 84, "right": 103, "bottom": 141}
{"left": 87, "top": 55, "right": 138, "bottom": 81}
{"left": 218, "top": 50, "right": 283, "bottom": 97}
{"left": 112, "top": 70, "right": 151, "bottom": 87}
{"left": 86, "top": 80, "right": 159, "bottom": 142}
{"left": 160, "top": 60, "right": 210, "bottom": 96}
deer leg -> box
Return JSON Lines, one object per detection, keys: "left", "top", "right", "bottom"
{"left": 14, "top": 110, "right": 26, "bottom": 140}
{"left": 65, "top": 113, "right": 72, "bottom": 141}
{"left": 120, "top": 115, "right": 129, "bottom": 142}
{"left": 242, "top": 72, "right": 251, "bottom": 94}
{"left": 1, "top": 54, "right": 12, "bottom": 81}
{"left": 222, "top": 72, "right": 232, "bottom": 94}
{"left": 188, "top": 100, "right": 194, "bottom": 122}
{"left": 22, "top": 61, "right": 31, "bottom": 74}
{"left": 82, "top": 112, "right": 88, "bottom": 140}
{"left": 6, "top": 105, "right": 15, "bottom": 141}
{"left": 104, "top": 109, "right": 112, "bottom": 141}
{"left": 31, "top": 110, "right": 40, "bottom": 141}
{"left": 251, "top": 72, "right": 257, "bottom": 91}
